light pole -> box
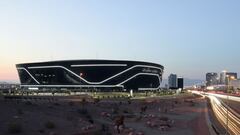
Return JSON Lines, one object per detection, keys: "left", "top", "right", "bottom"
{"left": 226, "top": 75, "right": 229, "bottom": 135}
{"left": 225, "top": 75, "right": 235, "bottom": 135}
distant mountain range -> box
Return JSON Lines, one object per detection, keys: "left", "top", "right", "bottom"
{"left": 161, "top": 78, "right": 204, "bottom": 87}
{"left": 0, "top": 81, "right": 9, "bottom": 84}
{"left": 0, "top": 81, "right": 19, "bottom": 84}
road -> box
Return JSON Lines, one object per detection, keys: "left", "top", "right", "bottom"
{"left": 208, "top": 95, "right": 240, "bottom": 135}
{"left": 192, "top": 91, "right": 240, "bottom": 135}
{"left": 206, "top": 93, "right": 240, "bottom": 102}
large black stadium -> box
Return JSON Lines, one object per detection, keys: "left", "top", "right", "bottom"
{"left": 16, "top": 60, "right": 164, "bottom": 91}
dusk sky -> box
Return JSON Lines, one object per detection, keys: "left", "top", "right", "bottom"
{"left": 0, "top": 0, "right": 240, "bottom": 82}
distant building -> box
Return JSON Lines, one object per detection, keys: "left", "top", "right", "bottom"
{"left": 0, "top": 83, "right": 20, "bottom": 93}
{"left": 164, "top": 84, "right": 168, "bottom": 89}
{"left": 229, "top": 79, "right": 240, "bottom": 92}
{"left": 220, "top": 71, "right": 226, "bottom": 84}
{"left": 168, "top": 74, "right": 178, "bottom": 89}
{"left": 206, "top": 72, "right": 218, "bottom": 86}
{"left": 177, "top": 77, "right": 184, "bottom": 89}
{"left": 220, "top": 71, "right": 237, "bottom": 85}
{"left": 226, "top": 73, "right": 237, "bottom": 78}
{"left": 226, "top": 72, "right": 237, "bottom": 85}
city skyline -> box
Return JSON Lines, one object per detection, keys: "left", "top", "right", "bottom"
{"left": 1, "top": 0, "right": 240, "bottom": 82}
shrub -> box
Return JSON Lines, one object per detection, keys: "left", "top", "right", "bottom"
{"left": 17, "top": 109, "right": 23, "bottom": 115}
{"left": 101, "top": 124, "right": 107, "bottom": 132}
{"left": 140, "top": 106, "right": 147, "bottom": 114}
{"left": 8, "top": 122, "right": 22, "bottom": 134}
{"left": 25, "top": 101, "right": 32, "bottom": 105}
{"left": 93, "top": 131, "right": 102, "bottom": 135}
{"left": 86, "top": 114, "right": 92, "bottom": 119}
{"left": 94, "top": 98, "right": 100, "bottom": 104}
{"left": 77, "top": 109, "right": 88, "bottom": 115}
{"left": 81, "top": 98, "right": 86, "bottom": 103}
{"left": 68, "top": 101, "right": 74, "bottom": 106}
{"left": 45, "top": 121, "right": 55, "bottom": 129}
{"left": 112, "top": 107, "right": 119, "bottom": 114}
{"left": 88, "top": 119, "right": 94, "bottom": 124}
{"left": 159, "top": 116, "right": 169, "bottom": 121}
{"left": 38, "top": 129, "right": 45, "bottom": 133}
{"left": 135, "top": 116, "right": 142, "bottom": 121}
{"left": 54, "top": 103, "right": 60, "bottom": 106}
{"left": 123, "top": 109, "right": 129, "bottom": 114}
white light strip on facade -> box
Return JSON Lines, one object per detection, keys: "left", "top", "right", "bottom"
{"left": 71, "top": 64, "right": 127, "bottom": 67}
{"left": 117, "top": 73, "right": 159, "bottom": 85}
{"left": 20, "top": 85, "right": 124, "bottom": 88}
{"left": 27, "top": 65, "right": 163, "bottom": 85}
{"left": 17, "top": 68, "right": 40, "bottom": 84}
{"left": 20, "top": 74, "right": 161, "bottom": 90}
{"left": 94, "top": 65, "right": 163, "bottom": 84}
{"left": 28, "top": 66, "right": 90, "bottom": 83}
{"left": 117, "top": 73, "right": 161, "bottom": 90}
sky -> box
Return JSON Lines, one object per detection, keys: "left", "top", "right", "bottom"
{"left": 0, "top": 0, "right": 240, "bottom": 82}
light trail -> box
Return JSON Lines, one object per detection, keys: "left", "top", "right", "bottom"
{"left": 208, "top": 95, "right": 240, "bottom": 135}
{"left": 207, "top": 93, "right": 240, "bottom": 102}
{"left": 191, "top": 91, "right": 240, "bottom": 135}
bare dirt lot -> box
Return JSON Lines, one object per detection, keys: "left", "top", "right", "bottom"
{"left": 0, "top": 94, "right": 210, "bottom": 135}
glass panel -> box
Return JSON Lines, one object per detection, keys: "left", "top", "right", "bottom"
{"left": 123, "top": 75, "right": 160, "bottom": 90}
{"left": 29, "top": 68, "right": 85, "bottom": 85}
{"left": 71, "top": 66, "right": 127, "bottom": 82}
{"left": 17, "top": 69, "right": 38, "bottom": 85}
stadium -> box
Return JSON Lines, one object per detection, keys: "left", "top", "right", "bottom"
{"left": 16, "top": 60, "right": 164, "bottom": 91}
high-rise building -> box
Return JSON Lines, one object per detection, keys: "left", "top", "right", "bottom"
{"left": 226, "top": 72, "right": 237, "bottom": 79}
{"left": 220, "top": 71, "right": 237, "bottom": 85}
{"left": 177, "top": 77, "right": 184, "bottom": 89}
{"left": 168, "top": 74, "right": 178, "bottom": 89}
{"left": 226, "top": 72, "right": 237, "bottom": 85}
{"left": 220, "top": 71, "right": 226, "bottom": 84}
{"left": 206, "top": 72, "right": 218, "bottom": 86}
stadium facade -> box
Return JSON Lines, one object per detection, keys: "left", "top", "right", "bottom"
{"left": 16, "top": 60, "right": 164, "bottom": 91}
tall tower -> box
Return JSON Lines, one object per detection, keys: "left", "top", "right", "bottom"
{"left": 177, "top": 77, "right": 184, "bottom": 89}
{"left": 220, "top": 70, "right": 237, "bottom": 85}
{"left": 206, "top": 72, "right": 218, "bottom": 86}
{"left": 168, "top": 74, "right": 178, "bottom": 89}
{"left": 220, "top": 70, "right": 227, "bottom": 84}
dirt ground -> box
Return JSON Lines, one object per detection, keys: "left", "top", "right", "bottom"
{"left": 0, "top": 94, "right": 211, "bottom": 135}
